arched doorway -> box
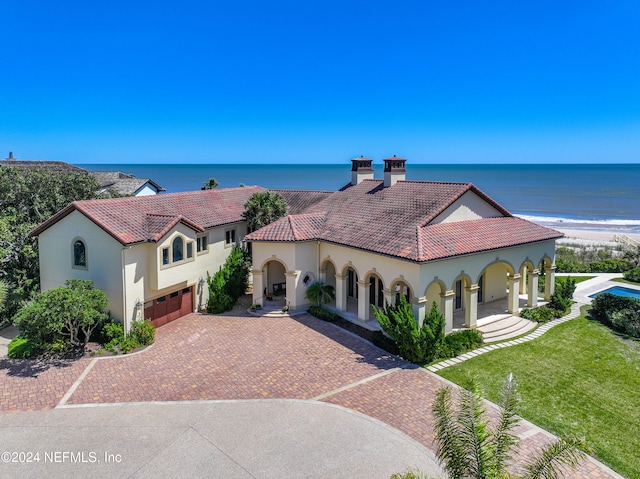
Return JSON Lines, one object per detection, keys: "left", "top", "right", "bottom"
{"left": 366, "top": 273, "right": 385, "bottom": 313}
{"left": 262, "top": 260, "right": 287, "bottom": 306}
{"left": 321, "top": 259, "right": 337, "bottom": 308}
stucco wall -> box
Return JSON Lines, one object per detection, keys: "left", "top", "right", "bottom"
{"left": 431, "top": 191, "right": 504, "bottom": 224}
{"left": 418, "top": 239, "right": 556, "bottom": 294}
{"left": 38, "top": 210, "right": 126, "bottom": 322}
{"left": 39, "top": 213, "right": 250, "bottom": 325}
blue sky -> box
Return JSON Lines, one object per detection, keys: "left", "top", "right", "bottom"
{"left": 1, "top": 1, "right": 639, "bottom": 164}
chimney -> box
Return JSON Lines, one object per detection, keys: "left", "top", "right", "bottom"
{"left": 383, "top": 155, "right": 406, "bottom": 187}
{"left": 351, "top": 156, "right": 374, "bottom": 185}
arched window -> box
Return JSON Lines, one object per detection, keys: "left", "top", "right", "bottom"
{"left": 73, "top": 240, "right": 87, "bottom": 267}
{"left": 172, "top": 237, "right": 184, "bottom": 262}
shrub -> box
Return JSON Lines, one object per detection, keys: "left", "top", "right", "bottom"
{"left": 7, "top": 335, "right": 39, "bottom": 359}
{"left": 206, "top": 269, "right": 235, "bottom": 313}
{"left": 610, "top": 309, "right": 640, "bottom": 337}
{"left": 12, "top": 279, "right": 108, "bottom": 347}
{"left": 223, "top": 245, "right": 251, "bottom": 300}
{"left": 371, "top": 330, "right": 400, "bottom": 356}
{"left": 590, "top": 293, "right": 639, "bottom": 326}
{"left": 623, "top": 267, "right": 640, "bottom": 283}
{"left": 100, "top": 321, "right": 124, "bottom": 344}
{"left": 43, "top": 337, "right": 73, "bottom": 353}
{"left": 131, "top": 319, "right": 155, "bottom": 346}
{"left": 308, "top": 305, "right": 340, "bottom": 323}
{"left": 373, "top": 298, "right": 444, "bottom": 364}
{"left": 438, "top": 329, "right": 484, "bottom": 359}
{"left": 520, "top": 306, "right": 557, "bottom": 323}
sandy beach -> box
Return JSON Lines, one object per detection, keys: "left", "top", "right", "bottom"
{"left": 553, "top": 227, "right": 640, "bottom": 245}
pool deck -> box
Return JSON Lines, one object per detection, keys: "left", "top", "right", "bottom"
{"left": 558, "top": 273, "right": 640, "bottom": 304}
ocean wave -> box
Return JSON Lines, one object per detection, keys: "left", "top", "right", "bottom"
{"left": 515, "top": 214, "right": 640, "bottom": 230}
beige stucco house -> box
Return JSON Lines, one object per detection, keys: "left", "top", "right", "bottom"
{"left": 33, "top": 157, "right": 562, "bottom": 334}
{"left": 246, "top": 157, "right": 563, "bottom": 332}
{"left": 32, "top": 187, "right": 263, "bottom": 330}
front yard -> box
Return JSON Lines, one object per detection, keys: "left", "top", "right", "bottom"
{"left": 437, "top": 307, "right": 640, "bottom": 479}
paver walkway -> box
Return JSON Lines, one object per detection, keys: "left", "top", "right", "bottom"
{"left": 0, "top": 309, "right": 623, "bottom": 478}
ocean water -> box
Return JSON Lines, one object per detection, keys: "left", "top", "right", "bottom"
{"left": 77, "top": 163, "right": 640, "bottom": 234}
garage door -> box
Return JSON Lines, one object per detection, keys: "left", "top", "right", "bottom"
{"left": 144, "top": 287, "right": 193, "bottom": 328}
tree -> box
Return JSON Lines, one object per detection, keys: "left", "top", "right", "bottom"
{"left": 206, "top": 269, "right": 235, "bottom": 314}
{"left": 12, "top": 279, "right": 108, "bottom": 348}
{"left": 305, "top": 281, "right": 335, "bottom": 307}
{"left": 242, "top": 191, "right": 288, "bottom": 232}
{"left": 432, "top": 374, "right": 588, "bottom": 479}
{"left": 549, "top": 276, "right": 576, "bottom": 313}
{"left": 0, "top": 168, "right": 101, "bottom": 324}
{"left": 223, "top": 245, "right": 251, "bottom": 300}
{"left": 623, "top": 245, "right": 640, "bottom": 270}
{"left": 205, "top": 245, "right": 251, "bottom": 313}
{"left": 201, "top": 177, "right": 219, "bottom": 190}
{"left": 374, "top": 298, "right": 444, "bottom": 364}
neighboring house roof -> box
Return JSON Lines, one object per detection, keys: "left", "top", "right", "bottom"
{"left": 247, "top": 180, "right": 563, "bottom": 263}
{"left": 32, "top": 186, "right": 265, "bottom": 245}
{"left": 0, "top": 159, "right": 88, "bottom": 174}
{"left": 0, "top": 160, "right": 165, "bottom": 196}
{"left": 91, "top": 171, "right": 166, "bottom": 196}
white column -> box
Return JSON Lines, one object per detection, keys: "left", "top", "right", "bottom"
{"left": 442, "top": 290, "right": 455, "bottom": 333}
{"left": 285, "top": 271, "right": 299, "bottom": 309}
{"left": 383, "top": 288, "right": 393, "bottom": 308}
{"left": 519, "top": 265, "right": 528, "bottom": 294}
{"left": 413, "top": 297, "right": 427, "bottom": 328}
{"left": 335, "top": 274, "right": 347, "bottom": 311}
{"left": 507, "top": 274, "right": 521, "bottom": 314}
{"left": 464, "top": 284, "right": 479, "bottom": 329}
{"left": 527, "top": 269, "right": 540, "bottom": 307}
{"left": 545, "top": 266, "right": 556, "bottom": 301}
{"left": 252, "top": 270, "right": 263, "bottom": 307}
{"left": 357, "top": 280, "right": 369, "bottom": 322}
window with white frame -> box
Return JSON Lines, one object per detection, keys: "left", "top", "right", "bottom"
{"left": 196, "top": 234, "right": 208, "bottom": 253}
{"left": 161, "top": 235, "right": 195, "bottom": 268}
{"left": 225, "top": 228, "right": 236, "bottom": 246}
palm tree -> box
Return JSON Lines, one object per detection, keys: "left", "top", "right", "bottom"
{"left": 432, "top": 374, "right": 588, "bottom": 479}
{"left": 305, "top": 281, "right": 335, "bottom": 307}
{"left": 201, "top": 177, "right": 219, "bottom": 190}
{"left": 242, "top": 191, "right": 288, "bottom": 232}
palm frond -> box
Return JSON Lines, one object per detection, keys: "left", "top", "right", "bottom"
{"left": 521, "top": 436, "right": 589, "bottom": 479}
{"left": 457, "top": 380, "right": 492, "bottom": 479}
{"left": 433, "top": 387, "right": 468, "bottom": 479}
{"left": 489, "top": 373, "right": 521, "bottom": 473}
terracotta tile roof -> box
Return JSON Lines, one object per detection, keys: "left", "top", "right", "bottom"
{"left": 246, "top": 180, "right": 562, "bottom": 262}
{"left": 32, "top": 186, "right": 265, "bottom": 244}
{"left": 417, "top": 217, "right": 563, "bottom": 262}
{"left": 271, "top": 189, "right": 333, "bottom": 215}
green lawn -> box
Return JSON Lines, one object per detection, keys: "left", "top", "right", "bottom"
{"left": 555, "top": 275, "right": 594, "bottom": 285}
{"left": 437, "top": 310, "right": 640, "bottom": 479}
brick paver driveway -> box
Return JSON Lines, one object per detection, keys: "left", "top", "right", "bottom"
{"left": 0, "top": 312, "right": 619, "bottom": 478}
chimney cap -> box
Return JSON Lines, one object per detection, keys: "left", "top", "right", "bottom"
{"left": 351, "top": 156, "right": 373, "bottom": 171}
{"left": 383, "top": 155, "right": 406, "bottom": 172}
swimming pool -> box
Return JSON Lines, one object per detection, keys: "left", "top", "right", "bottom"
{"left": 589, "top": 286, "right": 640, "bottom": 300}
